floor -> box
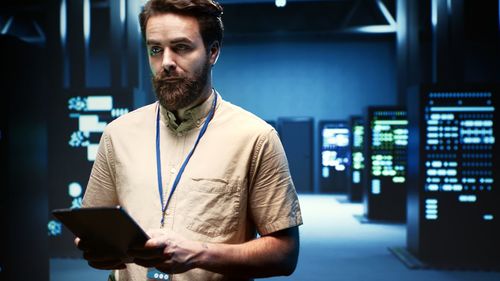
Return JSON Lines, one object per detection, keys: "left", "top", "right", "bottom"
{"left": 50, "top": 195, "right": 500, "bottom": 281}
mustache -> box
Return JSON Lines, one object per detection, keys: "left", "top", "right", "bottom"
{"left": 154, "top": 71, "right": 186, "bottom": 82}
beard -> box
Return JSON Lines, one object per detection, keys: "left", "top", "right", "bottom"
{"left": 152, "top": 59, "right": 210, "bottom": 112}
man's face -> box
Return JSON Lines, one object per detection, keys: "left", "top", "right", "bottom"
{"left": 146, "top": 13, "right": 218, "bottom": 111}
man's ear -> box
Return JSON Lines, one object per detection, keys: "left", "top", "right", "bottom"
{"left": 209, "top": 41, "right": 221, "bottom": 66}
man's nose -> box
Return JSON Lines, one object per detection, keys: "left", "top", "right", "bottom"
{"left": 161, "top": 49, "right": 176, "bottom": 75}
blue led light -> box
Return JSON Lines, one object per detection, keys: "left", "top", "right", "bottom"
{"left": 371, "top": 179, "right": 381, "bottom": 194}
{"left": 275, "top": 0, "right": 286, "bottom": 8}
{"left": 322, "top": 167, "right": 329, "bottom": 178}
{"left": 483, "top": 214, "right": 494, "bottom": 221}
{"left": 68, "top": 182, "right": 82, "bottom": 198}
{"left": 48, "top": 220, "right": 62, "bottom": 236}
{"left": 68, "top": 96, "right": 86, "bottom": 111}
{"left": 71, "top": 197, "right": 83, "bottom": 209}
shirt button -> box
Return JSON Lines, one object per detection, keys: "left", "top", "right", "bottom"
{"left": 170, "top": 168, "right": 176, "bottom": 174}
{"left": 196, "top": 120, "right": 201, "bottom": 126}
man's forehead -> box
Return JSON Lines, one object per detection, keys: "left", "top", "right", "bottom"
{"left": 146, "top": 13, "right": 202, "bottom": 41}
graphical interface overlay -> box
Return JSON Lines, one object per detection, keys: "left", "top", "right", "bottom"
{"left": 48, "top": 95, "right": 130, "bottom": 238}
{"left": 321, "top": 124, "right": 350, "bottom": 179}
{"left": 423, "top": 92, "right": 496, "bottom": 222}
{"left": 369, "top": 110, "right": 408, "bottom": 195}
{"left": 351, "top": 119, "right": 365, "bottom": 185}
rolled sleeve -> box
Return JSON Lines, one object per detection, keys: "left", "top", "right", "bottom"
{"left": 249, "top": 129, "right": 303, "bottom": 236}
{"left": 82, "top": 130, "right": 119, "bottom": 207}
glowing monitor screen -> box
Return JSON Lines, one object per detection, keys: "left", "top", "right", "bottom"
{"left": 370, "top": 110, "right": 408, "bottom": 194}
{"left": 351, "top": 119, "right": 365, "bottom": 184}
{"left": 322, "top": 127, "right": 350, "bottom": 173}
{"left": 423, "top": 91, "right": 495, "bottom": 222}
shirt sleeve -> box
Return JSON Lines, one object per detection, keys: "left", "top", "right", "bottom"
{"left": 82, "top": 130, "right": 119, "bottom": 207}
{"left": 248, "top": 128, "right": 303, "bottom": 236}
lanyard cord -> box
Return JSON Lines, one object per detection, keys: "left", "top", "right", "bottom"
{"left": 155, "top": 93, "right": 218, "bottom": 227}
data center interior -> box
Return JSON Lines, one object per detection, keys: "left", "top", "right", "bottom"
{"left": 1, "top": 0, "right": 499, "bottom": 280}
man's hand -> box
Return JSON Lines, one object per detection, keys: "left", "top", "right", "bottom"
{"left": 75, "top": 237, "right": 127, "bottom": 270}
{"left": 128, "top": 230, "right": 202, "bottom": 274}
{"left": 128, "top": 226, "right": 300, "bottom": 278}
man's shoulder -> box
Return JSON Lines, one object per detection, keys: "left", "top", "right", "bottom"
{"left": 104, "top": 102, "right": 156, "bottom": 134}
{"left": 218, "top": 99, "right": 274, "bottom": 136}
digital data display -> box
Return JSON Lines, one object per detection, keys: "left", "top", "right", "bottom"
{"left": 48, "top": 90, "right": 132, "bottom": 257}
{"left": 364, "top": 107, "right": 408, "bottom": 221}
{"left": 319, "top": 121, "right": 350, "bottom": 193}
{"left": 407, "top": 86, "right": 499, "bottom": 264}
{"left": 348, "top": 116, "right": 365, "bottom": 202}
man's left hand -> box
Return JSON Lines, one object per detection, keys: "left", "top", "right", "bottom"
{"left": 128, "top": 229, "right": 202, "bottom": 274}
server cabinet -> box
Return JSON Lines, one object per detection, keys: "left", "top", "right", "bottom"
{"left": 407, "top": 85, "right": 499, "bottom": 266}
{"left": 277, "top": 117, "right": 313, "bottom": 193}
{"left": 319, "top": 120, "right": 350, "bottom": 193}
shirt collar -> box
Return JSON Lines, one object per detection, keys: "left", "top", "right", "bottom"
{"left": 159, "top": 89, "right": 216, "bottom": 134}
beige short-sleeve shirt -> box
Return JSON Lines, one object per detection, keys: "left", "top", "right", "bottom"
{"left": 83, "top": 92, "right": 303, "bottom": 281}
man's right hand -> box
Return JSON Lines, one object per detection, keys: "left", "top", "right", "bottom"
{"left": 75, "top": 237, "right": 127, "bottom": 270}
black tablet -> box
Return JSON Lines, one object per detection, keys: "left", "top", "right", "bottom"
{"left": 52, "top": 206, "right": 150, "bottom": 263}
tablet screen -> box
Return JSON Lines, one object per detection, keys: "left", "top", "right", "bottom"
{"left": 52, "top": 206, "right": 149, "bottom": 262}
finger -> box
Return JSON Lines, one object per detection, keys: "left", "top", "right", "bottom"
{"left": 144, "top": 237, "right": 169, "bottom": 248}
{"left": 88, "top": 260, "right": 126, "bottom": 270}
{"left": 128, "top": 247, "right": 166, "bottom": 259}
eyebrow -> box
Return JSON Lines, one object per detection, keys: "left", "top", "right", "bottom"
{"left": 146, "top": 38, "right": 194, "bottom": 46}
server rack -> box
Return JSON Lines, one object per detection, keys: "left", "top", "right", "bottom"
{"left": 407, "top": 85, "right": 499, "bottom": 266}
{"left": 277, "top": 117, "right": 314, "bottom": 193}
{"left": 319, "top": 120, "right": 350, "bottom": 193}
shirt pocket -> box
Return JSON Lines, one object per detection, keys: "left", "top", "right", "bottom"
{"left": 183, "top": 177, "right": 241, "bottom": 238}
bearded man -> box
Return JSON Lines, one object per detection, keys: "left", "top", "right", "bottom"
{"left": 76, "top": 1, "right": 303, "bottom": 280}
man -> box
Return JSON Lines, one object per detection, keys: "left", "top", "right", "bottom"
{"left": 77, "top": 0, "right": 303, "bottom": 280}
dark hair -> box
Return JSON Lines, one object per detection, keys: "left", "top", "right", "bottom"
{"left": 139, "top": 0, "right": 224, "bottom": 49}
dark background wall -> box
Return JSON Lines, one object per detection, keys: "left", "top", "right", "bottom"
{"left": 0, "top": 34, "right": 49, "bottom": 281}
{"left": 214, "top": 37, "right": 397, "bottom": 192}
{"left": 215, "top": 39, "right": 397, "bottom": 121}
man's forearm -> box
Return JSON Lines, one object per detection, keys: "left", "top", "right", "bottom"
{"left": 195, "top": 227, "right": 300, "bottom": 278}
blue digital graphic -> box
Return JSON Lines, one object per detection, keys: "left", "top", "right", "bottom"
{"left": 48, "top": 220, "right": 62, "bottom": 236}
{"left": 322, "top": 127, "right": 350, "bottom": 173}
{"left": 423, "top": 91, "right": 495, "bottom": 221}
{"left": 67, "top": 95, "right": 129, "bottom": 161}
{"left": 352, "top": 123, "right": 364, "bottom": 184}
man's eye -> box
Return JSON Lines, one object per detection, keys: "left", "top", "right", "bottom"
{"left": 149, "top": 46, "right": 162, "bottom": 56}
{"left": 174, "top": 44, "right": 191, "bottom": 52}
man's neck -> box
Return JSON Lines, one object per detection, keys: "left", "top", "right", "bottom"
{"left": 173, "top": 85, "right": 213, "bottom": 122}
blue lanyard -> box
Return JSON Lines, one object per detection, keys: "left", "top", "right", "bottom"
{"left": 155, "top": 93, "right": 217, "bottom": 227}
